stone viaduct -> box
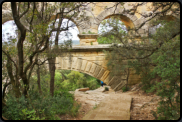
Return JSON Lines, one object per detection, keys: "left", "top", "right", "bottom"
{"left": 2, "top": 2, "right": 177, "bottom": 91}
{"left": 54, "top": 44, "right": 141, "bottom": 91}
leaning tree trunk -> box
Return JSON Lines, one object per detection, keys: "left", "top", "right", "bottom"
{"left": 6, "top": 56, "right": 21, "bottom": 98}
{"left": 48, "top": 58, "right": 56, "bottom": 97}
{"left": 2, "top": 80, "right": 11, "bottom": 100}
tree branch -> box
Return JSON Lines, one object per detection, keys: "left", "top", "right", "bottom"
{"left": 19, "top": 2, "right": 30, "bottom": 19}
{"left": 2, "top": 49, "right": 18, "bottom": 71}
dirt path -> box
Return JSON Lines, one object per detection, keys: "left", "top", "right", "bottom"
{"left": 82, "top": 91, "right": 132, "bottom": 120}
{"left": 59, "top": 84, "right": 160, "bottom": 120}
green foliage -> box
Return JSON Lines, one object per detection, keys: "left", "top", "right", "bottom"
{"left": 87, "top": 78, "right": 100, "bottom": 90}
{"left": 98, "top": 17, "right": 127, "bottom": 44}
{"left": 60, "top": 70, "right": 100, "bottom": 91}
{"left": 20, "top": 108, "right": 45, "bottom": 120}
{"left": 99, "top": 13, "right": 180, "bottom": 120}
{"left": 93, "top": 103, "right": 98, "bottom": 109}
{"left": 104, "top": 87, "right": 109, "bottom": 91}
{"left": 81, "top": 31, "right": 96, "bottom": 34}
{"left": 3, "top": 86, "right": 78, "bottom": 120}
{"left": 133, "top": 20, "right": 180, "bottom": 120}
{"left": 97, "top": 36, "right": 114, "bottom": 44}
{"left": 69, "top": 102, "right": 81, "bottom": 117}
{"left": 61, "top": 71, "right": 87, "bottom": 90}
{"left": 122, "top": 86, "right": 129, "bottom": 92}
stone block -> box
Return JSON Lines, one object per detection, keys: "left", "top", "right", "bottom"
{"left": 85, "top": 62, "right": 92, "bottom": 72}
{"left": 93, "top": 65, "right": 101, "bottom": 77}
{"left": 98, "top": 52, "right": 105, "bottom": 56}
{"left": 80, "top": 41, "right": 86, "bottom": 45}
{"left": 104, "top": 74, "right": 112, "bottom": 85}
{"left": 138, "top": 28, "right": 146, "bottom": 34}
{"left": 108, "top": 76, "right": 117, "bottom": 86}
{"left": 97, "top": 68, "right": 106, "bottom": 79}
{"left": 92, "top": 61, "right": 103, "bottom": 66}
{"left": 134, "top": 17, "right": 146, "bottom": 28}
{"left": 81, "top": 56, "right": 96, "bottom": 61}
{"left": 81, "top": 39, "right": 97, "bottom": 43}
{"left": 67, "top": 58, "right": 72, "bottom": 69}
{"left": 95, "top": 56, "right": 105, "bottom": 61}
{"left": 85, "top": 43, "right": 92, "bottom": 45}
{"left": 81, "top": 60, "right": 88, "bottom": 71}
{"left": 71, "top": 57, "right": 78, "bottom": 69}
{"left": 89, "top": 63, "right": 97, "bottom": 74}
{"left": 62, "top": 57, "right": 68, "bottom": 69}
{"left": 56, "top": 57, "right": 62, "bottom": 69}
{"left": 81, "top": 56, "right": 105, "bottom": 61}
{"left": 76, "top": 58, "right": 82, "bottom": 71}
{"left": 92, "top": 42, "right": 98, "bottom": 45}
{"left": 128, "top": 78, "right": 141, "bottom": 85}
{"left": 100, "top": 70, "right": 110, "bottom": 81}
{"left": 130, "top": 15, "right": 138, "bottom": 22}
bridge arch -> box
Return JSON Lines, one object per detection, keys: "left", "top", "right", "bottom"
{"left": 95, "top": 6, "right": 139, "bottom": 30}
{"left": 55, "top": 51, "right": 129, "bottom": 91}
{"left": 48, "top": 15, "right": 81, "bottom": 35}
{"left": 95, "top": 6, "right": 148, "bottom": 38}
{"left": 2, "top": 9, "right": 13, "bottom": 24}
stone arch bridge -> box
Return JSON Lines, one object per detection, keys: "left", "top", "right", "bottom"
{"left": 55, "top": 44, "right": 141, "bottom": 91}
{"left": 2, "top": 2, "right": 177, "bottom": 91}
{"left": 2, "top": 2, "right": 164, "bottom": 45}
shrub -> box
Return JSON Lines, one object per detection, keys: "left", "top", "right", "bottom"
{"left": 2, "top": 87, "right": 79, "bottom": 120}
{"left": 104, "top": 87, "right": 109, "bottom": 91}
{"left": 87, "top": 79, "right": 100, "bottom": 90}
{"left": 122, "top": 86, "right": 129, "bottom": 92}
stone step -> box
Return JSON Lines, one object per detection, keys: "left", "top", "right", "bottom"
{"left": 95, "top": 108, "right": 130, "bottom": 114}
{"left": 97, "top": 103, "right": 131, "bottom": 112}
{"left": 84, "top": 110, "right": 130, "bottom": 120}
{"left": 93, "top": 114, "right": 130, "bottom": 120}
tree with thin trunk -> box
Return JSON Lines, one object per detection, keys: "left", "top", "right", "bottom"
{"left": 2, "top": 2, "right": 92, "bottom": 98}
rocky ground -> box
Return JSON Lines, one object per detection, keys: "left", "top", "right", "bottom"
{"left": 59, "top": 83, "right": 161, "bottom": 120}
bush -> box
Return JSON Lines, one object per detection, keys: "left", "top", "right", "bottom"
{"left": 87, "top": 79, "right": 100, "bottom": 90}
{"left": 104, "top": 87, "right": 109, "bottom": 91}
{"left": 61, "top": 71, "right": 100, "bottom": 91}
{"left": 2, "top": 87, "right": 79, "bottom": 120}
{"left": 122, "top": 86, "right": 129, "bottom": 92}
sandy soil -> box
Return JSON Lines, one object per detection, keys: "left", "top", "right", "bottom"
{"left": 58, "top": 84, "right": 160, "bottom": 120}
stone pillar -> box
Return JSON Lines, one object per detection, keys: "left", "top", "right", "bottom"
{"left": 78, "top": 34, "right": 99, "bottom": 45}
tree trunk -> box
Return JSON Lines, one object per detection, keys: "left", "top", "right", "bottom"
{"left": 48, "top": 58, "right": 56, "bottom": 97}
{"left": 22, "top": 77, "right": 29, "bottom": 98}
{"left": 2, "top": 81, "right": 11, "bottom": 100}
{"left": 37, "top": 65, "right": 42, "bottom": 94}
{"left": 6, "top": 56, "right": 21, "bottom": 98}
{"left": 125, "top": 68, "right": 130, "bottom": 90}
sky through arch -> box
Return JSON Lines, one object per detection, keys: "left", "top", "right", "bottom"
{"left": 2, "top": 19, "right": 80, "bottom": 45}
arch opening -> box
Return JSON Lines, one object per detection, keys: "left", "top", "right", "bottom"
{"left": 48, "top": 18, "right": 80, "bottom": 46}
{"left": 2, "top": 20, "right": 18, "bottom": 45}
{"left": 97, "top": 15, "right": 128, "bottom": 44}
{"left": 104, "top": 14, "right": 135, "bottom": 30}
{"left": 55, "top": 69, "right": 102, "bottom": 91}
